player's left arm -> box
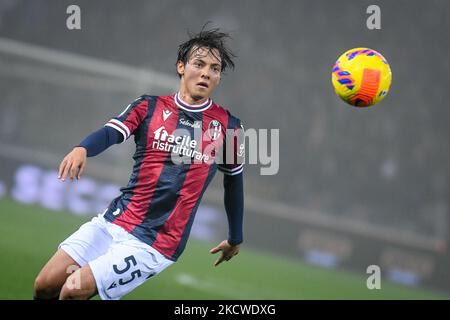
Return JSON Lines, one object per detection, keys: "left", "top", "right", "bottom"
{"left": 210, "top": 172, "right": 244, "bottom": 267}
{"left": 211, "top": 116, "right": 245, "bottom": 267}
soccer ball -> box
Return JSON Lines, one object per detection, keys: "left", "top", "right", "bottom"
{"left": 331, "top": 47, "right": 392, "bottom": 107}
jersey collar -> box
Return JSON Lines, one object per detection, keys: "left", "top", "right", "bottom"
{"left": 174, "top": 92, "right": 212, "bottom": 112}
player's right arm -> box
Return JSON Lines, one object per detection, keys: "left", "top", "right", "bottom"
{"left": 58, "top": 95, "right": 150, "bottom": 181}
{"left": 58, "top": 146, "right": 87, "bottom": 181}
{"left": 57, "top": 126, "right": 122, "bottom": 181}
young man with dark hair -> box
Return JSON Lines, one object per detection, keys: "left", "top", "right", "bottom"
{"left": 34, "top": 27, "right": 244, "bottom": 300}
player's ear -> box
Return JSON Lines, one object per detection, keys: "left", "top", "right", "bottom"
{"left": 177, "top": 61, "right": 185, "bottom": 77}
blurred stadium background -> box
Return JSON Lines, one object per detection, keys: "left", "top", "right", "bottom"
{"left": 0, "top": 0, "right": 449, "bottom": 299}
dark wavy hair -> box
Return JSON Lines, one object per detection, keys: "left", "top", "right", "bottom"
{"left": 176, "top": 24, "right": 236, "bottom": 77}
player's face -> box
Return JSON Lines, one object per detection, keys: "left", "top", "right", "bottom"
{"left": 177, "top": 47, "right": 221, "bottom": 103}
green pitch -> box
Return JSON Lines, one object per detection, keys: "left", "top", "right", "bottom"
{"left": 0, "top": 197, "right": 448, "bottom": 300}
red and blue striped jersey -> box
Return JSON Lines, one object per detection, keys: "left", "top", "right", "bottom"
{"left": 103, "top": 93, "right": 244, "bottom": 261}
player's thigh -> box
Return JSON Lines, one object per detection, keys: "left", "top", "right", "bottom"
{"left": 89, "top": 243, "right": 173, "bottom": 300}
{"left": 35, "top": 249, "right": 80, "bottom": 291}
{"left": 59, "top": 215, "right": 112, "bottom": 267}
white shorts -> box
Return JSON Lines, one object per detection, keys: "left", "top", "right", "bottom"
{"left": 59, "top": 214, "right": 173, "bottom": 300}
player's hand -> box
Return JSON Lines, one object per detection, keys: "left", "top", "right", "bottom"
{"left": 209, "top": 240, "right": 240, "bottom": 267}
{"left": 58, "top": 147, "right": 87, "bottom": 181}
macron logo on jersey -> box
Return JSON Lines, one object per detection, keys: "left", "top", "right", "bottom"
{"left": 163, "top": 110, "right": 172, "bottom": 121}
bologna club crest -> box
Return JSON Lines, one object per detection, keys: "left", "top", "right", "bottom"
{"left": 207, "top": 120, "right": 221, "bottom": 141}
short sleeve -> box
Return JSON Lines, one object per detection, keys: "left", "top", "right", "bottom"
{"left": 217, "top": 113, "right": 245, "bottom": 176}
{"left": 104, "top": 96, "right": 149, "bottom": 142}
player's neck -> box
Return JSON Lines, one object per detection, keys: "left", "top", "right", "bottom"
{"left": 177, "top": 91, "right": 209, "bottom": 106}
